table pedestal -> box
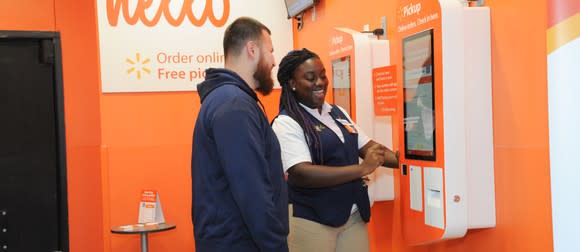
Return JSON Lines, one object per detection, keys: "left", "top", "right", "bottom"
{"left": 111, "top": 223, "right": 176, "bottom": 252}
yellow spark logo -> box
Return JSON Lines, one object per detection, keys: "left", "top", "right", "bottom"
{"left": 126, "top": 52, "right": 151, "bottom": 80}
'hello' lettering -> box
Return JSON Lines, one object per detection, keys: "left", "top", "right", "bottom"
{"left": 106, "top": 0, "right": 230, "bottom": 27}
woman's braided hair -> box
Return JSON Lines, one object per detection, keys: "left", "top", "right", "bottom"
{"left": 277, "top": 48, "right": 323, "bottom": 164}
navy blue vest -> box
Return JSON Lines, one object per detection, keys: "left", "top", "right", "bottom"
{"left": 281, "top": 105, "right": 371, "bottom": 227}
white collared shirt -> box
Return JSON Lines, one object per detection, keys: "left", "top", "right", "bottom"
{"left": 272, "top": 102, "right": 371, "bottom": 172}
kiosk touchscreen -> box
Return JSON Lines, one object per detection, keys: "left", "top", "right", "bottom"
{"left": 395, "top": 0, "right": 495, "bottom": 245}
{"left": 403, "top": 30, "right": 436, "bottom": 161}
{"left": 332, "top": 56, "right": 352, "bottom": 115}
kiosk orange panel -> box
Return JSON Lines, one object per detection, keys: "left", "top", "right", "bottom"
{"left": 396, "top": 0, "right": 446, "bottom": 244}
{"left": 329, "top": 29, "right": 357, "bottom": 120}
{"left": 394, "top": 0, "right": 496, "bottom": 245}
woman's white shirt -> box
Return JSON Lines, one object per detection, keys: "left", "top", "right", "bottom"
{"left": 272, "top": 103, "right": 371, "bottom": 172}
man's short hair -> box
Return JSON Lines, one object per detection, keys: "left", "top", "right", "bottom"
{"left": 223, "top": 17, "right": 271, "bottom": 58}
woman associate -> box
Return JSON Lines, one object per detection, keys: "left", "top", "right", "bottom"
{"left": 272, "top": 48, "right": 399, "bottom": 252}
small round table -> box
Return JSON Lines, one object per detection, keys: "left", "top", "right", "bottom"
{"left": 111, "top": 223, "right": 176, "bottom": 252}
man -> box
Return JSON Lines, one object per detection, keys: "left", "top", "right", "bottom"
{"left": 191, "top": 17, "right": 288, "bottom": 252}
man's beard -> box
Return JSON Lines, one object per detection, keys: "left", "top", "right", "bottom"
{"left": 253, "top": 56, "right": 274, "bottom": 96}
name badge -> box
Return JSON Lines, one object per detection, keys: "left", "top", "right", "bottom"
{"left": 336, "top": 119, "right": 358, "bottom": 134}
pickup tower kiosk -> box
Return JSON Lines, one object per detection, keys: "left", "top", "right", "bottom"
{"left": 395, "top": 0, "right": 495, "bottom": 244}
{"left": 329, "top": 27, "right": 395, "bottom": 202}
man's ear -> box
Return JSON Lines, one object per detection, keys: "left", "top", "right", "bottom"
{"left": 246, "top": 40, "right": 258, "bottom": 58}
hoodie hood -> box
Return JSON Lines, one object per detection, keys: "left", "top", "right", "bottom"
{"left": 197, "top": 68, "right": 257, "bottom": 103}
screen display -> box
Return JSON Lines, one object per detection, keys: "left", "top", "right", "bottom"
{"left": 403, "top": 30, "right": 436, "bottom": 161}
{"left": 332, "top": 56, "right": 352, "bottom": 115}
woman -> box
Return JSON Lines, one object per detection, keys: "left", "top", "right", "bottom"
{"left": 272, "top": 48, "right": 399, "bottom": 252}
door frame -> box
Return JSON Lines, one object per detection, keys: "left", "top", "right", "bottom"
{"left": 0, "top": 30, "right": 69, "bottom": 252}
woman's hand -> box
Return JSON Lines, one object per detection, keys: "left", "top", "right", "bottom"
{"left": 359, "top": 141, "right": 400, "bottom": 169}
{"left": 360, "top": 144, "right": 386, "bottom": 176}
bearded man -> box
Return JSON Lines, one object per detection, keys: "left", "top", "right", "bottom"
{"left": 191, "top": 17, "right": 288, "bottom": 252}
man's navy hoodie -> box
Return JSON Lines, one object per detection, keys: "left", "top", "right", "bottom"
{"left": 191, "top": 68, "right": 289, "bottom": 252}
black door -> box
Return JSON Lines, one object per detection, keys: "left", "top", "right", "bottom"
{"left": 0, "top": 31, "right": 68, "bottom": 252}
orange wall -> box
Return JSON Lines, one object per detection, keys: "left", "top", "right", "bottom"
{"left": 293, "top": 0, "right": 553, "bottom": 251}
{"left": 0, "top": 0, "right": 54, "bottom": 30}
{"left": 1, "top": 0, "right": 105, "bottom": 251}
{"left": 101, "top": 92, "right": 197, "bottom": 251}
{"left": 54, "top": 0, "right": 105, "bottom": 250}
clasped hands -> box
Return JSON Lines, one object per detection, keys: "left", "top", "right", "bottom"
{"left": 360, "top": 144, "right": 400, "bottom": 176}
